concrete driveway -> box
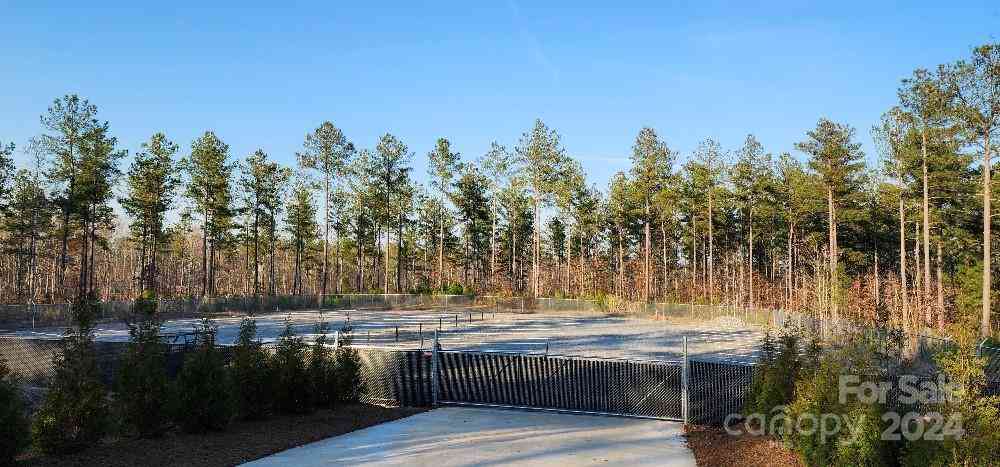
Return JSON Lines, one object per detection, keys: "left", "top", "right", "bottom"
{"left": 243, "top": 406, "right": 696, "bottom": 466}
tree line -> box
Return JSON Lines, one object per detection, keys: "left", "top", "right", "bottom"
{"left": 0, "top": 44, "right": 997, "bottom": 336}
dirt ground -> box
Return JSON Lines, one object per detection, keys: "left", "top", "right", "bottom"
{"left": 685, "top": 425, "right": 802, "bottom": 467}
{"left": 18, "top": 404, "right": 425, "bottom": 467}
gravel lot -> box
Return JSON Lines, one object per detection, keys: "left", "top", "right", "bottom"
{"left": 14, "top": 307, "right": 763, "bottom": 363}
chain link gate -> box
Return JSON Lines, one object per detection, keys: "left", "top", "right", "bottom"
{"left": 348, "top": 334, "right": 755, "bottom": 425}
{"left": 434, "top": 350, "right": 684, "bottom": 419}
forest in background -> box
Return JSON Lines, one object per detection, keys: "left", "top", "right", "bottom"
{"left": 0, "top": 44, "right": 997, "bottom": 337}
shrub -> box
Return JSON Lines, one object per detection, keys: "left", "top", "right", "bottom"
{"left": 172, "top": 320, "right": 232, "bottom": 433}
{"left": 308, "top": 323, "right": 337, "bottom": 408}
{"left": 333, "top": 345, "right": 363, "bottom": 403}
{"left": 31, "top": 296, "right": 110, "bottom": 454}
{"left": 903, "top": 322, "right": 1000, "bottom": 466}
{"left": 744, "top": 326, "right": 807, "bottom": 427}
{"left": 271, "top": 320, "right": 312, "bottom": 414}
{"left": 785, "top": 346, "right": 895, "bottom": 467}
{"left": 442, "top": 282, "right": 464, "bottom": 295}
{"left": 116, "top": 293, "right": 170, "bottom": 438}
{"left": 0, "top": 359, "right": 29, "bottom": 465}
{"left": 230, "top": 317, "right": 272, "bottom": 420}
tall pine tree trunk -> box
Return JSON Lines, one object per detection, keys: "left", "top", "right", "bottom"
{"left": 828, "top": 187, "right": 838, "bottom": 319}
{"left": 201, "top": 206, "right": 210, "bottom": 299}
{"left": 922, "top": 129, "right": 931, "bottom": 305}
{"left": 708, "top": 189, "right": 714, "bottom": 305}
{"left": 900, "top": 190, "right": 909, "bottom": 331}
{"left": 749, "top": 206, "right": 754, "bottom": 310}
{"left": 438, "top": 202, "right": 445, "bottom": 291}
{"left": 644, "top": 201, "right": 650, "bottom": 302}
{"left": 937, "top": 241, "right": 944, "bottom": 331}
{"left": 914, "top": 220, "right": 921, "bottom": 323}
{"left": 984, "top": 134, "right": 993, "bottom": 338}
{"left": 320, "top": 173, "right": 330, "bottom": 307}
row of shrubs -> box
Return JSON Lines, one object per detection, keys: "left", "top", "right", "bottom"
{"left": 743, "top": 322, "right": 1000, "bottom": 466}
{"left": 0, "top": 295, "right": 363, "bottom": 464}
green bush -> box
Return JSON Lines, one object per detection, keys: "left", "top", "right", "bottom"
{"left": 230, "top": 317, "right": 272, "bottom": 420}
{"left": 31, "top": 296, "right": 110, "bottom": 454}
{"left": 172, "top": 320, "right": 232, "bottom": 433}
{"left": 441, "top": 282, "right": 464, "bottom": 295}
{"left": 903, "top": 323, "right": 1000, "bottom": 466}
{"left": 744, "top": 326, "right": 812, "bottom": 428}
{"left": 333, "top": 346, "right": 363, "bottom": 403}
{"left": 271, "top": 321, "right": 312, "bottom": 414}
{"left": 784, "top": 347, "right": 895, "bottom": 467}
{"left": 308, "top": 324, "right": 338, "bottom": 408}
{"left": 0, "top": 359, "right": 29, "bottom": 465}
{"left": 116, "top": 294, "right": 170, "bottom": 438}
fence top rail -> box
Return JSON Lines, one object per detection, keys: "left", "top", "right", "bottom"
{"left": 435, "top": 348, "right": 686, "bottom": 365}
{"left": 338, "top": 343, "right": 756, "bottom": 367}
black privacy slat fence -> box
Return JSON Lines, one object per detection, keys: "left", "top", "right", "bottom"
{"left": 1, "top": 335, "right": 756, "bottom": 426}
{"left": 356, "top": 348, "right": 434, "bottom": 407}
{"left": 348, "top": 345, "right": 755, "bottom": 425}
{"left": 688, "top": 360, "right": 755, "bottom": 426}
{"left": 436, "top": 351, "right": 683, "bottom": 419}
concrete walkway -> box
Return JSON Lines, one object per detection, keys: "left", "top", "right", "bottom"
{"left": 243, "top": 406, "right": 696, "bottom": 466}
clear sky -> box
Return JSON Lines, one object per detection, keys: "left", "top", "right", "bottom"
{"left": 1, "top": 1, "right": 998, "bottom": 190}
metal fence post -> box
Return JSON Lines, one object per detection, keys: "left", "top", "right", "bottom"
{"left": 334, "top": 330, "right": 341, "bottom": 349}
{"left": 682, "top": 335, "right": 689, "bottom": 426}
{"left": 431, "top": 330, "right": 440, "bottom": 406}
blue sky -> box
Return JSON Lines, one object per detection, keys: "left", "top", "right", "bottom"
{"left": 2, "top": 1, "right": 998, "bottom": 191}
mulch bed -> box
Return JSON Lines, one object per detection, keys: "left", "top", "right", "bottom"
{"left": 685, "top": 425, "right": 802, "bottom": 467}
{"left": 19, "top": 404, "right": 426, "bottom": 467}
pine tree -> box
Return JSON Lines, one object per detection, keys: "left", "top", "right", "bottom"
{"left": 480, "top": 142, "right": 514, "bottom": 289}
{"left": 35, "top": 95, "right": 100, "bottom": 295}
{"left": 427, "top": 138, "right": 461, "bottom": 290}
{"left": 552, "top": 160, "right": 585, "bottom": 297}
{"left": 629, "top": 128, "right": 673, "bottom": 302}
{"left": 182, "top": 132, "right": 235, "bottom": 299}
{"left": 796, "top": 119, "right": 866, "bottom": 318}
{"left": 515, "top": 119, "right": 569, "bottom": 297}
{"left": 72, "top": 123, "right": 124, "bottom": 298}
{"left": 875, "top": 108, "right": 913, "bottom": 330}
{"left": 607, "top": 172, "right": 635, "bottom": 298}
{"left": 690, "top": 139, "right": 724, "bottom": 304}
{"left": 121, "top": 133, "right": 179, "bottom": 293}
{"left": 297, "top": 122, "right": 353, "bottom": 301}
{"left": 899, "top": 68, "right": 952, "bottom": 306}
{"left": 945, "top": 43, "right": 1000, "bottom": 337}
{"left": 450, "top": 165, "right": 491, "bottom": 289}
{"left": 775, "top": 154, "right": 822, "bottom": 311}
{"left": 239, "top": 149, "right": 290, "bottom": 301}
{"left": 2, "top": 169, "right": 53, "bottom": 301}
{"left": 286, "top": 177, "right": 319, "bottom": 295}
{"left": 373, "top": 134, "right": 413, "bottom": 294}
{"left": 732, "top": 134, "right": 777, "bottom": 310}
